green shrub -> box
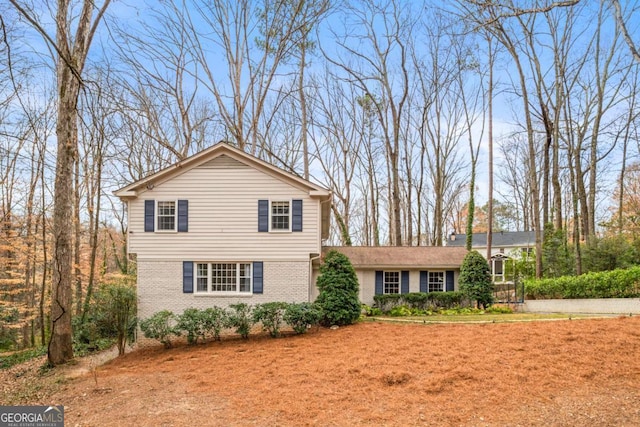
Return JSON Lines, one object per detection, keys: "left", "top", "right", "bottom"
{"left": 372, "top": 294, "right": 403, "bottom": 312}
{"left": 315, "top": 250, "right": 361, "bottom": 326}
{"left": 402, "top": 292, "right": 430, "bottom": 309}
{"left": 388, "top": 305, "right": 412, "bottom": 317}
{"left": 253, "top": 302, "right": 289, "bottom": 338}
{"left": 201, "top": 307, "right": 228, "bottom": 341}
{"left": 373, "top": 292, "right": 466, "bottom": 313}
{"left": 361, "top": 304, "right": 383, "bottom": 317}
{"left": 0, "top": 347, "right": 47, "bottom": 370}
{"left": 139, "top": 310, "right": 179, "bottom": 348}
{"left": 484, "top": 305, "right": 514, "bottom": 314}
{"left": 176, "top": 308, "right": 208, "bottom": 345}
{"left": 429, "top": 292, "right": 466, "bottom": 309}
{"left": 227, "top": 303, "right": 254, "bottom": 339}
{"left": 459, "top": 250, "right": 494, "bottom": 309}
{"left": 74, "top": 277, "right": 137, "bottom": 355}
{"left": 525, "top": 266, "right": 640, "bottom": 299}
{"left": 284, "top": 302, "right": 322, "bottom": 334}
{"left": 582, "top": 235, "right": 639, "bottom": 272}
{"left": 89, "top": 278, "right": 137, "bottom": 355}
{"left": 440, "top": 307, "right": 482, "bottom": 315}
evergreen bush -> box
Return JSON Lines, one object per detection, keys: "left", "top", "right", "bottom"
{"left": 176, "top": 308, "right": 208, "bottom": 345}
{"left": 139, "top": 310, "right": 178, "bottom": 348}
{"left": 201, "top": 307, "right": 228, "bottom": 341}
{"left": 253, "top": 302, "right": 289, "bottom": 337}
{"left": 283, "top": 302, "right": 322, "bottom": 334}
{"left": 227, "top": 303, "right": 254, "bottom": 339}
{"left": 373, "top": 291, "right": 466, "bottom": 312}
{"left": 315, "top": 250, "right": 361, "bottom": 326}
{"left": 525, "top": 266, "right": 640, "bottom": 299}
{"left": 459, "top": 250, "right": 494, "bottom": 309}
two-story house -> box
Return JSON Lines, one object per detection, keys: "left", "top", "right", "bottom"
{"left": 447, "top": 231, "right": 536, "bottom": 283}
{"left": 114, "top": 142, "right": 331, "bottom": 321}
{"left": 115, "top": 142, "right": 468, "bottom": 319}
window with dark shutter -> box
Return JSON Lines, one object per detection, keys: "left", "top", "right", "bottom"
{"left": 258, "top": 200, "right": 269, "bottom": 232}
{"left": 144, "top": 200, "right": 155, "bottom": 232}
{"left": 420, "top": 271, "right": 428, "bottom": 293}
{"left": 375, "top": 271, "right": 383, "bottom": 295}
{"left": 253, "top": 261, "right": 264, "bottom": 294}
{"left": 183, "top": 261, "right": 194, "bottom": 293}
{"left": 446, "top": 270, "right": 455, "bottom": 292}
{"left": 401, "top": 271, "right": 409, "bottom": 294}
{"left": 177, "top": 200, "right": 188, "bottom": 232}
{"left": 292, "top": 199, "right": 303, "bottom": 232}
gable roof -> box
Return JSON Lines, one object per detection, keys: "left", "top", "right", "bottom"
{"left": 324, "top": 246, "right": 468, "bottom": 269}
{"left": 114, "top": 141, "right": 330, "bottom": 199}
{"left": 447, "top": 231, "right": 536, "bottom": 248}
{"left": 114, "top": 141, "right": 332, "bottom": 238}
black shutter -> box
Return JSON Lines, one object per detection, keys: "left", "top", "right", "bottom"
{"left": 292, "top": 199, "right": 303, "bottom": 232}
{"left": 401, "top": 271, "right": 410, "bottom": 294}
{"left": 258, "top": 200, "right": 269, "bottom": 232}
{"left": 420, "top": 271, "right": 428, "bottom": 293}
{"left": 183, "top": 261, "right": 193, "bottom": 293}
{"left": 375, "top": 270, "right": 383, "bottom": 295}
{"left": 253, "top": 261, "right": 264, "bottom": 294}
{"left": 446, "top": 270, "right": 455, "bottom": 292}
{"left": 177, "top": 200, "right": 188, "bottom": 232}
{"left": 144, "top": 200, "right": 155, "bottom": 232}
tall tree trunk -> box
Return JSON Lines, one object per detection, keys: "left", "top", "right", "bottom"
{"left": 299, "top": 46, "right": 309, "bottom": 180}
{"left": 74, "top": 158, "right": 82, "bottom": 316}
{"left": 49, "top": 56, "right": 79, "bottom": 364}
{"left": 32, "top": 0, "right": 111, "bottom": 366}
{"left": 486, "top": 35, "right": 494, "bottom": 260}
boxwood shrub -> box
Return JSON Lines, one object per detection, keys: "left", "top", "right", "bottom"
{"left": 525, "top": 266, "right": 640, "bottom": 299}
{"left": 373, "top": 291, "right": 466, "bottom": 313}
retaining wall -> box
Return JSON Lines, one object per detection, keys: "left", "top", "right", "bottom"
{"left": 522, "top": 298, "right": 640, "bottom": 314}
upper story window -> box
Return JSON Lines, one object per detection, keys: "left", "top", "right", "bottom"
{"left": 428, "top": 271, "right": 444, "bottom": 292}
{"left": 258, "top": 199, "right": 302, "bottom": 233}
{"left": 157, "top": 201, "right": 176, "bottom": 231}
{"left": 271, "top": 201, "right": 290, "bottom": 231}
{"left": 384, "top": 271, "right": 400, "bottom": 294}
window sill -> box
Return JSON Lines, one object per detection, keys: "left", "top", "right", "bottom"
{"left": 194, "top": 293, "right": 254, "bottom": 297}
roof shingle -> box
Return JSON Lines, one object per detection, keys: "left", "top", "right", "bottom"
{"left": 323, "top": 246, "right": 468, "bottom": 269}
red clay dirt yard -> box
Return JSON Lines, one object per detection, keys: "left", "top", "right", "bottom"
{"left": 4, "top": 317, "right": 640, "bottom": 426}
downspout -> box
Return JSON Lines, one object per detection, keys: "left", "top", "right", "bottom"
{"left": 309, "top": 253, "right": 322, "bottom": 302}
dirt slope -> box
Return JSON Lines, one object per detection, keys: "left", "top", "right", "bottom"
{"left": 5, "top": 316, "right": 640, "bottom": 426}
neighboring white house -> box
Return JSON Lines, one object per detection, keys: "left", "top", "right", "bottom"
{"left": 114, "top": 142, "right": 331, "bottom": 320}
{"left": 314, "top": 246, "right": 468, "bottom": 305}
{"left": 115, "top": 141, "right": 470, "bottom": 320}
{"left": 447, "top": 231, "right": 536, "bottom": 283}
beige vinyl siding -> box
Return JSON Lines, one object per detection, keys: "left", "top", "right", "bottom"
{"left": 128, "top": 155, "right": 321, "bottom": 260}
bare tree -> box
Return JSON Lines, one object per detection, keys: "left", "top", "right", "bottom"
{"left": 323, "top": 0, "right": 415, "bottom": 246}
{"left": 9, "top": 0, "right": 111, "bottom": 365}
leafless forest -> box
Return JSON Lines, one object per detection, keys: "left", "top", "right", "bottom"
{"left": 1, "top": 1, "right": 640, "bottom": 357}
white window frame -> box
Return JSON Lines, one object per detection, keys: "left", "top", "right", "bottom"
{"left": 270, "top": 200, "right": 291, "bottom": 232}
{"left": 428, "top": 271, "right": 444, "bottom": 293}
{"left": 194, "top": 262, "right": 252, "bottom": 295}
{"left": 155, "top": 200, "right": 177, "bottom": 232}
{"left": 383, "top": 271, "right": 400, "bottom": 294}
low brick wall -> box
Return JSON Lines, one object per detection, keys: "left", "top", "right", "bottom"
{"left": 522, "top": 298, "right": 640, "bottom": 315}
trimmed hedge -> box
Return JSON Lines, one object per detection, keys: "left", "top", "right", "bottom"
{"left": 525, "top": 266, "right": 640, "bottom": 299}
{"left": 373, "top": 292, "right": 466, "bottom": 313}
